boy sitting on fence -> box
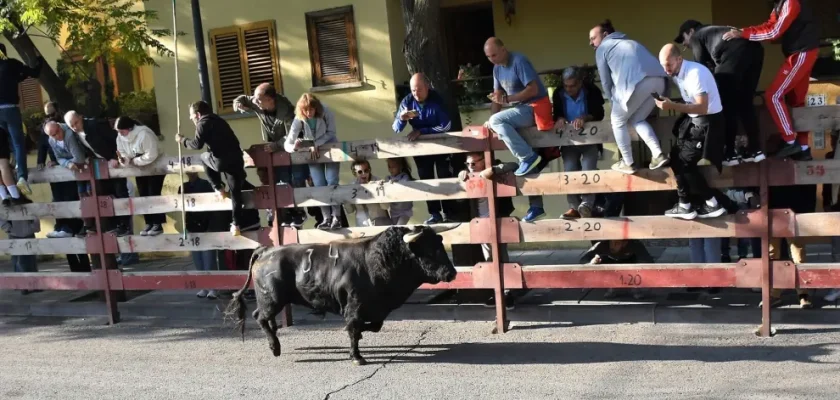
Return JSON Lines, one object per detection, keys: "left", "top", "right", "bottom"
{"left": 345, "top": 160, "right": 391, "bottom": 227}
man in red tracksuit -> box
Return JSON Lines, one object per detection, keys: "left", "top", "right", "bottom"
{"left": 723, "top": 0, "right": 820, "bottom": 160}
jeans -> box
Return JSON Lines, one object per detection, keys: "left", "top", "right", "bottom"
{"left": 11, "top": 234, "right": 37, "bottom": 272}
{"left": 611, "top": 76, "right": 665, "bottom": 165}
{"left": 0, "top": 106, "right": 27, "bottom": 180}
{"left": 562, "top": 145, "right": 599, "bottom": 209}
{"left": 689, "top": 238, "right": 722, "bottom": 263}
{"left": 414, "top": 154, "right": 456, "bottom": 217}
{"left": 487, "top": 104, "right": 536, "bottom": 163}
{"left": 192, "top": 250, "right": 219, "bottom": 271}
{"left": 136, "top": 175, "right": 166, "bottom": 225}
{"left": 309, "top": 162, "right": 341, "bottom": 218}
{"left": 201, "top": 152, "right": 247, "bottom": 226}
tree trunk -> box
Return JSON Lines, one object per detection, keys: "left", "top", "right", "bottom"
{"left": 3, "top": 31, "right": 78, "bottom": 110}
{"left": 400, "top": 0, "right": 462, "bottom": 132}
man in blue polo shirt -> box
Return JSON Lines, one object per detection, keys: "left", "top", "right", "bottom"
{"left": 393, "top": 72, "right": 455, "bottom": 224}
{"left": 483, "top": 37, "right": 547, "bottom": 177}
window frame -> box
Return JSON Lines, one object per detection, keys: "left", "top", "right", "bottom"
{"left": 208, "top": 20, "right": 284, "bottom": 114}
{"left": 305, "top": 5, "right": 362, "bottom": 89}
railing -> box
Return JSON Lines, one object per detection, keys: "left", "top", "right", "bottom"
{"left": 1, "top": 104, "right": 839, "bottom": 336}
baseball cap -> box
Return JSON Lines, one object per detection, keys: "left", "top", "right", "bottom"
{"left": 674, "top": 20, "right": 703, "bottom": 44}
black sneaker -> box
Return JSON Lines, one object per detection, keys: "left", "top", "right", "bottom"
{"left": 279, "top": 210, "right": 293, "bottom": 227}
{"left": 10, "top": 196, "right": 32, "bottom": 206}
{"left": 329, "top": 216, "right": 342, "bottom": 230}
{"left": 316, "top": 218, "right": 332, "bottom": 230}
{"left": 722, "top": 155, "right": 741, "bottom": 167}
{"left": 291, "top": 212, "right": 308, "bottom": 228}
{"left": 664, "top": 203, "right": 697, "bottom": 220}
{"left": 140, "top": 224, "right": 153, "bottom": 236}
{"left": 742, "top": 150, "right": 766, "bottom": 163}
{"left": 146, "top": 224, "right": 164, "bottom": 236}
{"left": 697, "top": 203, "right": 726, "bottom": 219}
{"left": 1, "top": 199, "right": 9, "bottom": 207}
{"left": 774, "top": 142, "right": 803, "bottom": 159}
{"left": 790, "top": 148, "right": 813, "bottom": 161}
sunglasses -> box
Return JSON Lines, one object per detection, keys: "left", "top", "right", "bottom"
{"left": 355, "top": 169, "right": 370, "bottom": 174}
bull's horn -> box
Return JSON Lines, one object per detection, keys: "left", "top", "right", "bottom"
{"left": 403, "top": 231, "right": 423, "bottom": 243}
{"left": 431, "top": 223, "right": 461, "bottom": 234}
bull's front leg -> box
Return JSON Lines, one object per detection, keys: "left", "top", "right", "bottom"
{"left": 346, "top": 320, "right": 366, "bottom": 366}
{"left": 362, "top": 320, "right": 384, "bottom": 333}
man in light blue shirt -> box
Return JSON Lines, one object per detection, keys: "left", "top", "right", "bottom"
{"left": 483, "top": 37, "right": 545, "bottom": 177}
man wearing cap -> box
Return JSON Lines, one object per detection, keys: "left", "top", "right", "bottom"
{"left": 675, "top": 20, "right": 765, "bottom": 167}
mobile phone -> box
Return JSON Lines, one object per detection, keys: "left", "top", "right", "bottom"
{"left": 651, "top": 92, "right": 664, "bottom": 101}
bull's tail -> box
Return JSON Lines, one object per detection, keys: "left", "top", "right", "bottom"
{"left": 224, "top": 248, "right": 263, "bottom": 341}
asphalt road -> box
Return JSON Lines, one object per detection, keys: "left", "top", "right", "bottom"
{"left": 1, "top": 317, "right": 839, "bottom": 400}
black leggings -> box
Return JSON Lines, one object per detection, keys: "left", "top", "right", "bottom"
{"left": 136, "top": 175, "right": 166, "bottom": 225}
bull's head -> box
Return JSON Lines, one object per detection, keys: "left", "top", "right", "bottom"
{"left": 403, "top": 224, "right": 458, "bottom": 283}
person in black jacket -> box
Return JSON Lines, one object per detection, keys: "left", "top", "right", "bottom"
{"left": 0, "top": 43, "right": 44, "bottom": 195}
{"left": 177, "top": 100, "right": 254, "bottom": 236}
{"left": 64, "top": 110, "right": 131, "bottom": 236}
{"left": 675, "top": 20, "right": 765, "bottom": 166}
{"left": 179, "top": 172, "right": 222, "bottom": 299}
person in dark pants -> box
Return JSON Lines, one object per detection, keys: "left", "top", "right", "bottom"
{"left": 393, "top": 73, "right": 456, "bottom": 224}
{"left": 177, "top": 100, "right": 256, "bottom": 236}
{"left": 656, "top": 44, "right": 726, "bottom": 220}
{"left": 675, "top": 20, "right": 766, "bottom": 166}
{"left": 115, "top": 116, "right": 165, "bottom": 236}
{"left": 64, "top": 111, "right": 132, "bottom": 236}
{"left": 0, "top": 43, "right": 44, "bottom": 195}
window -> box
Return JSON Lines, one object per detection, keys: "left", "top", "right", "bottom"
{"left": 305, "top": 6, "right": 361, "bottom": 88}
{"left": 208, "top": 20, "right": 283, "bottom": 113}
{"left": 18, "top": 78, "right": 43, "bottom": 111}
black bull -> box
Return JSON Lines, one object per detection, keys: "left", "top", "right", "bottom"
{"left": 225, "top": 225, "right": 458, "bottom": 365}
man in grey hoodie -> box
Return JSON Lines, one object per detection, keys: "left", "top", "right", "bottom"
{"left": 232, "top": 83, "right": 308, "bottom": 227}
{"left": 590, "top": 19, "right": 670, "bottom": 175}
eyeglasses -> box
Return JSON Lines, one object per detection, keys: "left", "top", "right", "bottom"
{"left": 465, "top": 159, "right": 484, "bottom": 166}
{"left": 355, "top": 169, "right": 370, "bottom": 174}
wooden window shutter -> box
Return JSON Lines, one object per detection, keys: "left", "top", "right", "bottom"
{"left": 306, "top": 6, "right": 361, "bottom": 86}
{"left": 209, "top": 21, "right": 283, "bottom": 114}
{"left": 17, "top": 78, "right": 43, "bottom": 111}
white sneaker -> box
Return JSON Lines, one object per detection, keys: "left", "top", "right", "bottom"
{"left": 53, "top": 231, "right": 73, "bottom": 238}
{"left": 46, "top": 231, "right": 62, "bottom": 238}
{"left": 17, "top": 177, "right": 32, "bottom": 195}
{"left": 206, "top": 290, "right": 219, "bottom": 299}
{"left": 196, "top": 289, "right": 208, "bottom": 298}
{"left": 824, "top": 289, "right": 840, "bottom": 302}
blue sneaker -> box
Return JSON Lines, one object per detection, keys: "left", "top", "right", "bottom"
{"left": 514, "top": 153, "right": 542, "bottom": 177}
{"left": 425, "top": 213, "right": 443, "bottom": 224}
{"left": 523, "top": 207, "right": 546, "bottom": 223}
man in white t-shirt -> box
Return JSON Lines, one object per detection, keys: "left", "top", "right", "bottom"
{"left": 654, "top": 44, "right": 726, "bottom": 220}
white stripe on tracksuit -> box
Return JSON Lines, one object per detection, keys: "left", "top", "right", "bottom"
{"left": 770, "top": 51, "right": 806, "bottom": 138}
{"left": 750, "top": 1, "right": 791, "bottom": 41}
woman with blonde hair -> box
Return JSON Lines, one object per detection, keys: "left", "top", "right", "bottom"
{"left": 284, "top": 93, "right": 342, "bottom": 230}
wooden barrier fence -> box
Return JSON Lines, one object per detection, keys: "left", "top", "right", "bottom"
{"left": 1, "top": 105, "right": 839, "bottom": 335}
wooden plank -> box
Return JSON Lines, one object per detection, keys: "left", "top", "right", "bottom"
{"left": 297, "top": 222, "right": 469, "bottom": 244}
{"left": 28, "top": 155, "right": 206, "bottom": 184}
{"left": 521, "top": 263, "right": 737, "bottom": 288}
{"left": 115, "top": 232, "right": 263, "bottom": 253}
{"left": 0, "top": 238, "right": 87, "bottom": 255}
{"left": 119, "top": 271, "right": 249, "bottom": 291}
{"left": 797, "top": 264, "right": 840, "bottom": 289}
{"left": 520, "top": 216, "right": 742, "bottom": 242}
{"left": 0, "top": 272, "right": 103, "bottom": 290}
{"left": 295, "top": 178, "right": 473, "bottom": 207}
{"left": 287, "top": 133, "right": 479, "bottom": 164}
{"left": 792, "top": 105, "right": 840, "bottom": 132}
{"left": 794, "top": 213, "right": 840, "bottom": 237}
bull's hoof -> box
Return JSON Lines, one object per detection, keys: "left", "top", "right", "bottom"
{"left": 271, "top": 343, "right": 282, "bottom": 357}
{"left": 351, "top": 357, "right": 367, "bottom": 366}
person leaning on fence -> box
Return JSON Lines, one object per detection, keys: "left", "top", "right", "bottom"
{"left": 114, "top": 116, "right": 165, "bottom": 236}
{"left": 177, "top": 100, "right": 252, "bottom": 237}
{"left": 64, "top": 110, "right": 132, "bottom": 236}
{"left": 233, "top": 83, "right": 310, "bottom": 228}
{"left": 345, "top": 160, "right": 391, "bottom": 227}
{"left": 43, "top": 120, "right": 91, "bottom": 238}
{"left": 0, "top": 43, "right": 45, "bottom": 196}
{"left": 179, "top": 171, "right": 221, "bottom": 300}
{"left": 590, "top": 19, "right": 670, "bottom": 175}
{"left": 284, "top": 93, "right": 343, "bottom": 230}
{"left": 674, "top": 20, "right": 766, "bottom": 166}
{"left": 392, "top": 72, "right": 456, "bottom": 224}
{"left": 383, "top": 157, "right": 415, "bottom": 225}
{"left": 544, "top": 65, "right": 607, "bottom": 221}
{"left": 655, "top": 44, "right": 726, "bottom": 220}
{"left": 0, "top": 125, "right": 31, "bottom": 206}
{"left": 722, "top": 0, "right": 820, "bottom": 161}
{"left": 483, "top": 37, "right": 551, "bottom": 177}
{"left": 1, "top": 216, "right": 40, "bottom": 294}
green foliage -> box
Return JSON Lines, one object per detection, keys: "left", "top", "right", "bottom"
{"left": 833, "top": 39, "right": 840, "bottom": 61}
{"left": 455, "top": 63, "right": 487, "bottom": 116}
{"left": 0, "top": 0, "right": 174, "bottom": 83}
{"left": 116, "top": 88, "right": 160, "bottom": 134}
{"left": 21, "top": 107, "right": 45, "bottom": 140}
{"left": 542, "top": 73, "right": 561, "bottom": 88}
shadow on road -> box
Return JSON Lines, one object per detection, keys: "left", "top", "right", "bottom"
{"left": 293, "top": 341, "right": 840, "bottom": 365}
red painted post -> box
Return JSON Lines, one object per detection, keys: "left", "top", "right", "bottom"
{"left": 759, "top": 151, "right": 772, "bottom": 337}
{"left": 88, "top": 160, "right": 120, "bottom": 324}
{"left": 265, "top": 152, "right": 294, "bottom": 328}
{"left": 482, "top": 127, "right": 508, "bottom": 334}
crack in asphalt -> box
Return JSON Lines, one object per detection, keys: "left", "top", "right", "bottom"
{"left": 322, "top": 327, "right": 433, "bottom": 400}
